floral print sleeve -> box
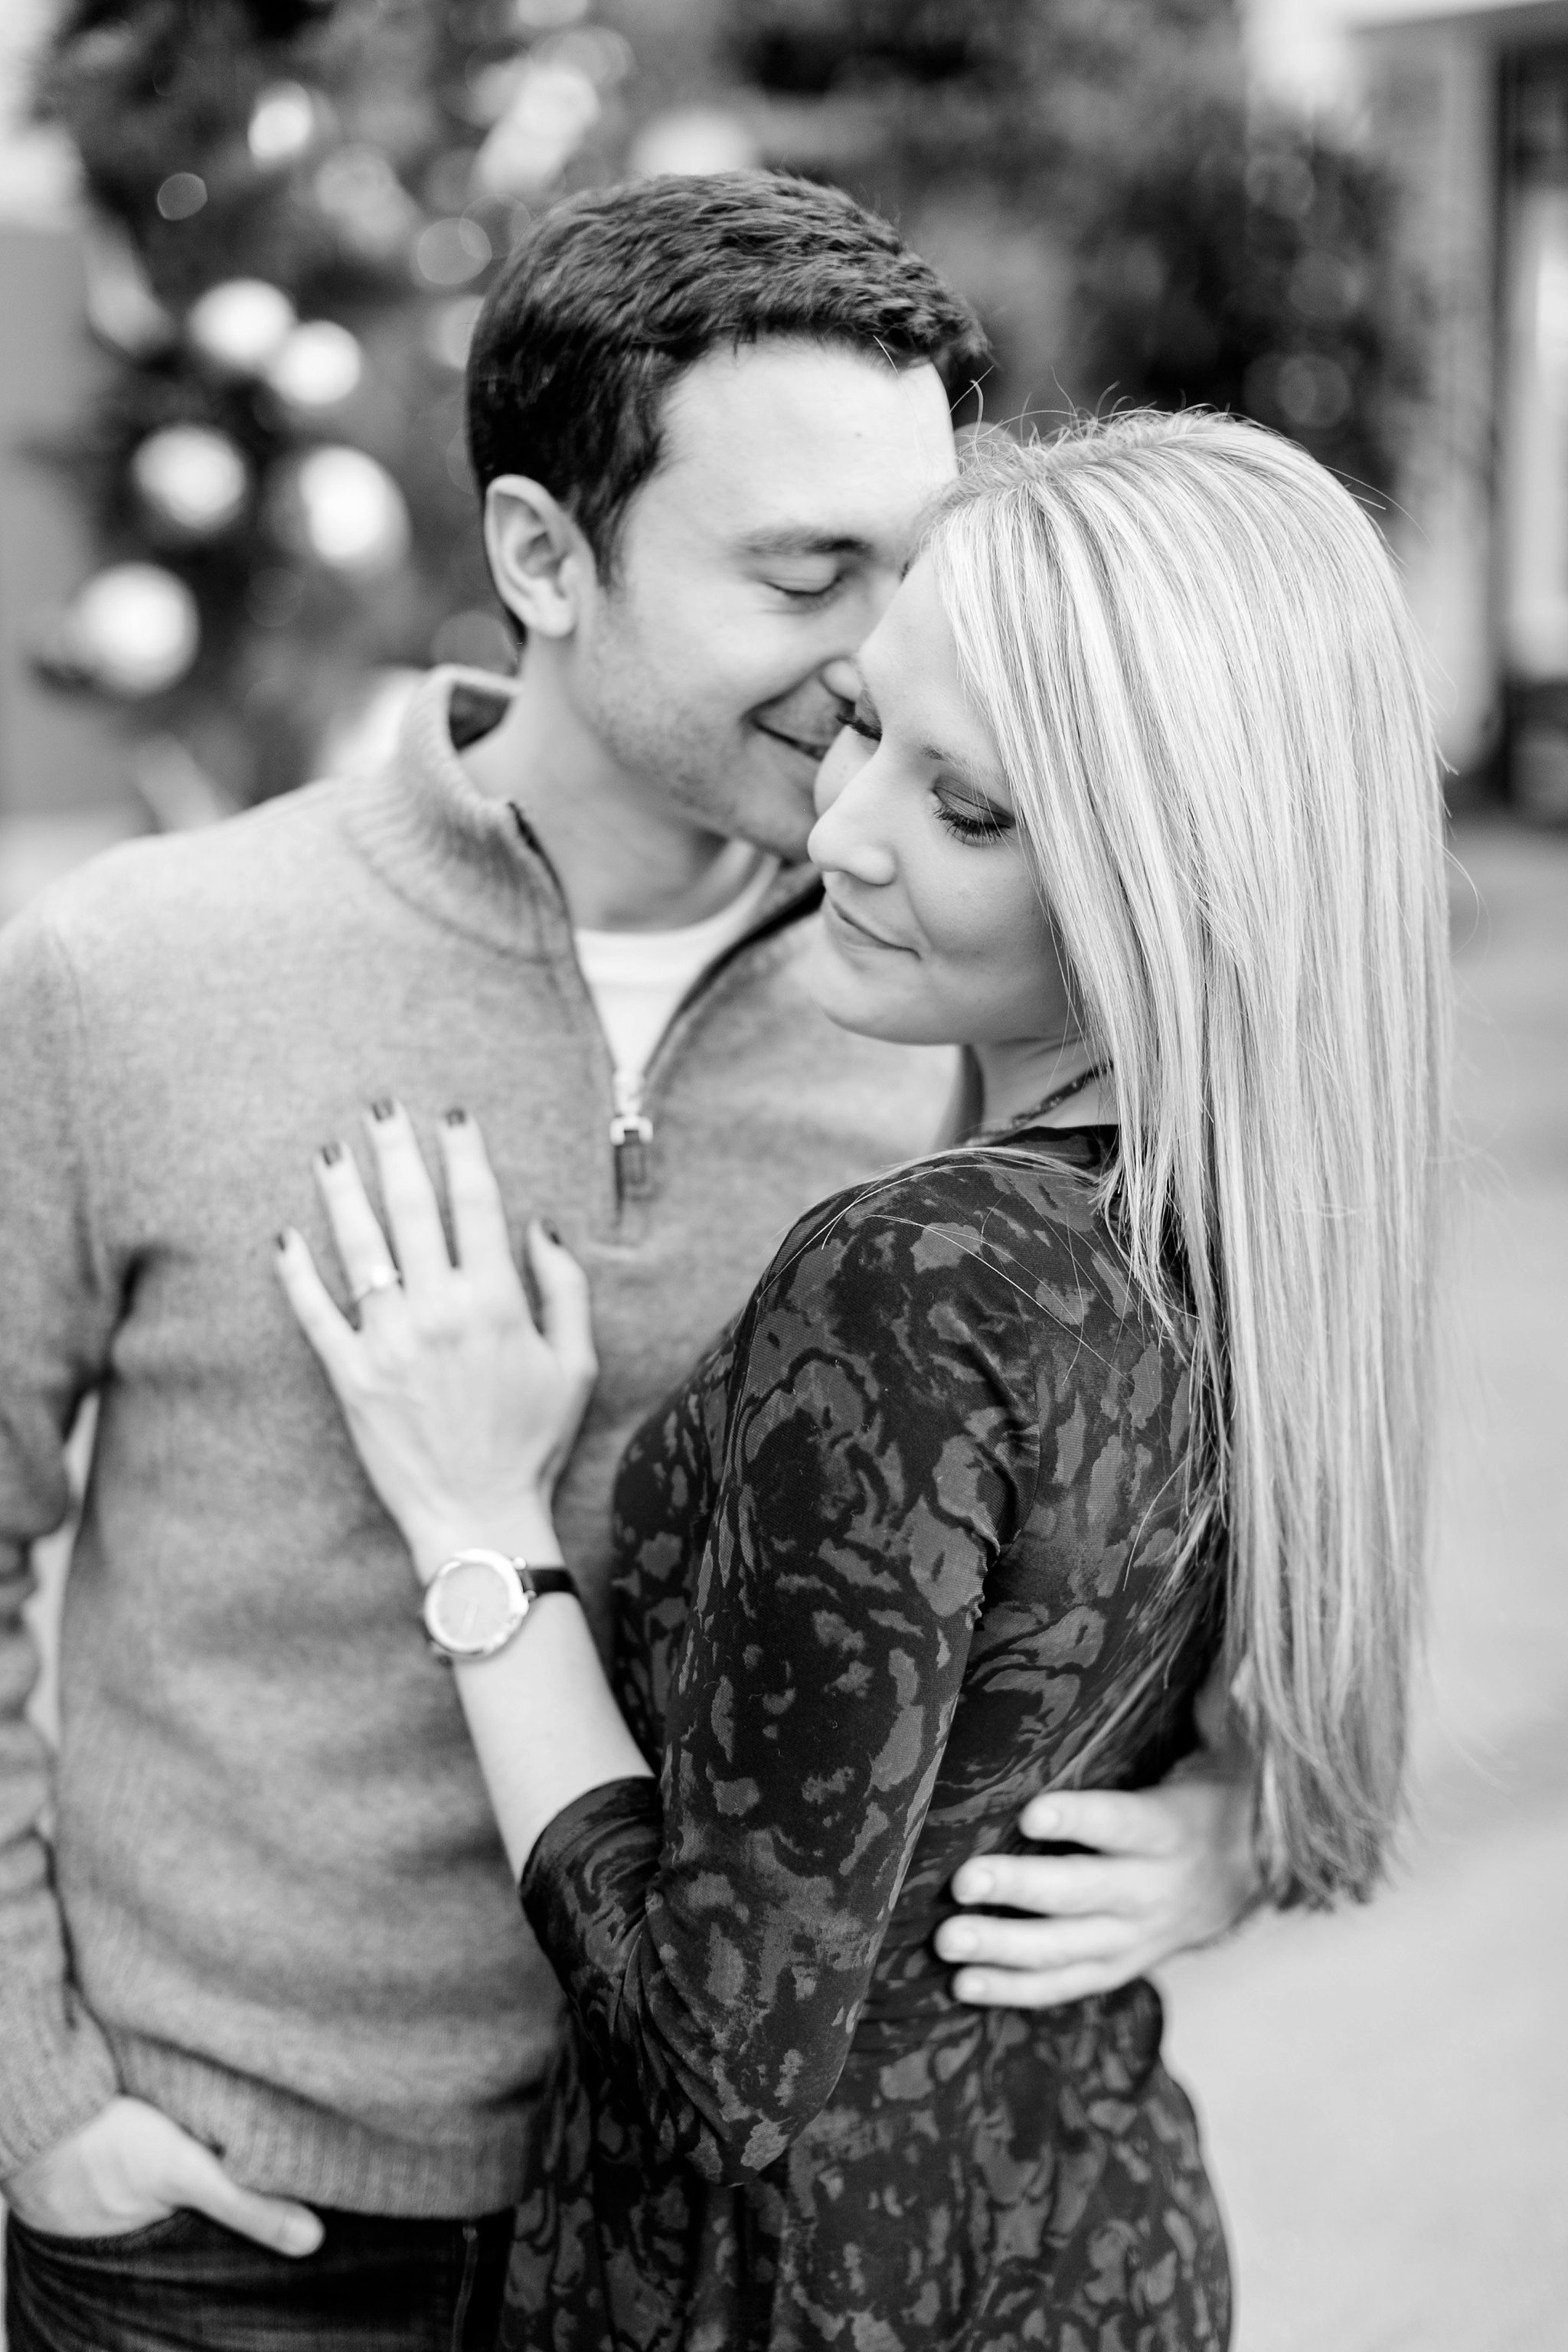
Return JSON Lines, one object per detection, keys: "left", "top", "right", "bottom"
{"left": 519, "top": 1178, "right": 1041, "bottom": 2187}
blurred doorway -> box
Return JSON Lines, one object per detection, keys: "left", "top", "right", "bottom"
{"left": 1502, "top": 44, "right": 1568, "bottom": 818}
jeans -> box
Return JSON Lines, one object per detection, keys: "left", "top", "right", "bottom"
{"left": 4, "top": 2204, "right": 512, "bottom": 2352}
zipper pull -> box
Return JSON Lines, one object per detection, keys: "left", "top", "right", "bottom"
{"left": 609, "top": 1071, "right": 654, "bottom": 1200}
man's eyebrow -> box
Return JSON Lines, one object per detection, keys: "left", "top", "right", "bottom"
{"left": 735, "top": 528, "right": 874, "bottom": 559}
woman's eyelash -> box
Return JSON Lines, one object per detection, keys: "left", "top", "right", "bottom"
{"left": 835, "top": 710, "right": 1007, "bottom": 839}
{"left": 935, "top": 800, "right": 1011, "bottom": 843}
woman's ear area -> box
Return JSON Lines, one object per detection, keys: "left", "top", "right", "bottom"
{"left": 482, "top": 473, "right": 595, "bottom": 642}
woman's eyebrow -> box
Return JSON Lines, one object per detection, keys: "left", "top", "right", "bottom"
{"left": 918, "top": 740, "right": 1004, "bottom": 798}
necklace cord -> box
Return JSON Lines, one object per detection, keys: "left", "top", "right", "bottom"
{"left": 985, "top": 1060, "right": 1112, "bottom": 1138}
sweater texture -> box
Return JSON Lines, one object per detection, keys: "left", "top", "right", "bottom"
{"left": 0, "top": 668, "right": 949, "bottom": 2215}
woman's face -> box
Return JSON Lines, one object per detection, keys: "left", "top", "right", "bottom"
{"left": 805, "top": 558, "right": 1075, "bottom": 1050}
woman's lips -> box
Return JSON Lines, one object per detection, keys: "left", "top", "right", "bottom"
{"left": 822, "top": 893, "right": 911, "bottom": 953}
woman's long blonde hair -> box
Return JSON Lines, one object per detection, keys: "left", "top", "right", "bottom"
{"left": 925, "top": 413, "right": 1451, "bottom": 1906}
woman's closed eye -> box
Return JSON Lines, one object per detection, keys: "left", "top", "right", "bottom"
{"left": 934, "top": 789, "right": 1014, "bottom": 844}
{"left": 844, "top": 696, "right": 882, "bottom": 745}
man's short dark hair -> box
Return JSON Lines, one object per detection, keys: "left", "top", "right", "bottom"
{"left": 466, "top": 172, "right": 990, "bottom": 576}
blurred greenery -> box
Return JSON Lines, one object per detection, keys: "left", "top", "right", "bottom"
{"left": 716, "top": 0, "right": 1423, "bottom": 489}
{"left": 34, "top": 0, "right": 1425, "bottom": 804}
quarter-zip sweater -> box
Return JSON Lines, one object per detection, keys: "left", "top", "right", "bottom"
{"left": 0, "top": 668, "right": 951, "bottom": 2215}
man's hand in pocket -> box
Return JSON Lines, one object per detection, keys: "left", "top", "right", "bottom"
{"left": 3, "top": 2097, "right": 322, "bottom": 2255}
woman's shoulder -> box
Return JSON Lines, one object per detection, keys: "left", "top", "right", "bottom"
{"left": 756, "top": 1132, "right": 1135, "bottom": 1344}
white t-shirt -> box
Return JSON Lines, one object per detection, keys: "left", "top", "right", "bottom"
{"left": 574, "top": 855, "right": 780, "bottom": 1106}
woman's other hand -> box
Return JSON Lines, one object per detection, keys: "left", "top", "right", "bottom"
{"left": 275, "top": 1103, "right": 596, "bottom": 1579}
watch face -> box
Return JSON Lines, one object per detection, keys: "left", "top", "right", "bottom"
{"left": 430, "top": 1557, "right": 520, "bottom": 1655}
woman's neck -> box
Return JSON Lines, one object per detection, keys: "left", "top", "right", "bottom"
{"left": 972, "top": 1036, "right": 1114, "bottom": 1130}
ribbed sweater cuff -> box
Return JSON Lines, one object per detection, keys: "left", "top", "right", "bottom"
{"left": 0, "top": 1993, "right": 119, "bottom": 2179}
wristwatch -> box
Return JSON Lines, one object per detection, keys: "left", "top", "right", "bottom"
{"left": 421, "top": 1549, "right": 579, "bottom": 1663}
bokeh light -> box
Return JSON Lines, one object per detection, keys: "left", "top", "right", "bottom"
{"left": 188, "top": 279, "right": 298, "bottom": 376}
{"left": 248, "top": 81, "right": 319, "bottom": 167}
{"left": 131, "top": 426, "right": 250, "bottom": 537}
{"left": 68, "top": 563, "right": 201, "bottom": 697}
{"left": 265, "top": 321, "right": 364, "bottom": 410}
{"left": 155, "top": 173, "right": 207, "bottom": 221}
{"left": 273, "top": 446, "right": 412, "bottom": 575}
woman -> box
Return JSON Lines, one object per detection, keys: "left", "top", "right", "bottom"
{"left": 277, "top": 413, "right": 1451, "bottom": 2349}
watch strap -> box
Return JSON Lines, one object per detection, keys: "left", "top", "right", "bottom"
{"left": 517, "top": 1564, "right": 578, "bottom": 1602}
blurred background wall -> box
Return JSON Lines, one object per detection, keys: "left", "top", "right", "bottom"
{"left": 1256, "top": 0, "right": 1568, "bottom": 824}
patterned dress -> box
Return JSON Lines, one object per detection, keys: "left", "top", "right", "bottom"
{"left": 506, "top": 1131, "right": 1232, "bottom": 2351}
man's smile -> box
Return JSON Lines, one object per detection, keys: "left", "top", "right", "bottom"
{"left": 754, "top": 718, "right": 844, "bottom": 763}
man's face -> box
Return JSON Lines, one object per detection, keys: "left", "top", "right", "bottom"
{"left": 568, "top": 340, "right": 958, "bottom": 861}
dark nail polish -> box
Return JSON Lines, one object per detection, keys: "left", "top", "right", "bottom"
{"left": 443, "top": 1106, "right": 468, "bottom": 1127}
{"left": 275, "top": 1230, "right": 289, "bottom": 1252}
{"left": 320, "top": 1142, "right": 343, "bottom": 1166}
{"left": 542, "top": 1220, "right": 561, "bottom": 1245}
{"left": 370, "top": 1098, "right": 394, "bottom": 1123}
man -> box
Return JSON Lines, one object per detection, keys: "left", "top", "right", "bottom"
{"left": 0, "top": 175, "right": 1256, "bottom": 2347}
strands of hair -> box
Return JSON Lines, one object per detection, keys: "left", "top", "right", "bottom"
{"left": 466, "top": 172, "right": 991, "bottom": 576}
{"left": 926, "top": 413, "right": 1452, "bottom": 1907}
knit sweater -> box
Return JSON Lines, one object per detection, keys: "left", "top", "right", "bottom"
{"left": 0, "top": 668, "right": 950, "bottom": 2216}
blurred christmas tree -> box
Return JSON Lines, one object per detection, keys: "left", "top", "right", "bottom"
{"left": 34, "top": 0, "right": 635, "bottom": 805}
{"left": 33, "top": 0, "right": 1423, "bottom": 808}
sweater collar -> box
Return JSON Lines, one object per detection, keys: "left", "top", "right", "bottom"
{"left": 344, "top": 665, "right": 822, "bottom": 958}
{"left": 343, "top": 667, "right": 557, "bottom": 956}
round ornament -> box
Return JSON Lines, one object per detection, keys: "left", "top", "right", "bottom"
{"left": 68, "top": 564, "right": 200, "bottom": 697}
{"left": 188, "top": 279, "right": 298, "bottom": 376}
{"left": 275, "top": 446, "right": 411, "bottom": 574}
{"left": 156, "top": 173, "right": 207, "bottom": 221}
{"left": 265, "top": 321, "right": 364, "bottom": 410}
{"left": 249, "top": 81, "right": 320, "bottom": 167}
{"left": 413, "top": 217, "right": 492, "bottom": 288}
{"left": 131, "top": 425, "right": 249, "bottom": 537}
{"left": 473, "top": 61, "right": 600, "bottom": 198}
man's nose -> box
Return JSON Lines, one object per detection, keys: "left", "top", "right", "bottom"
{"left": 821, "top": 655, "right": 861, "bottom": 708}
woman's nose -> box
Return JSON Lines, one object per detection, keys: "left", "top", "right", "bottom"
{"left": 807, "top": 763, "right": 898, "bottom": 887}
{"left": 812, "top": 735, "right": 851, "bottom": 818}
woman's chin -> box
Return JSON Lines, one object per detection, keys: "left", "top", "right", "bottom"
{"left": 805, "top": 932, "right": 937, "bottom": 1044}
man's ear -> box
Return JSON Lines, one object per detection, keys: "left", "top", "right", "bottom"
{"left": 483, "top": 475, "right": 594, "bottom": 640}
